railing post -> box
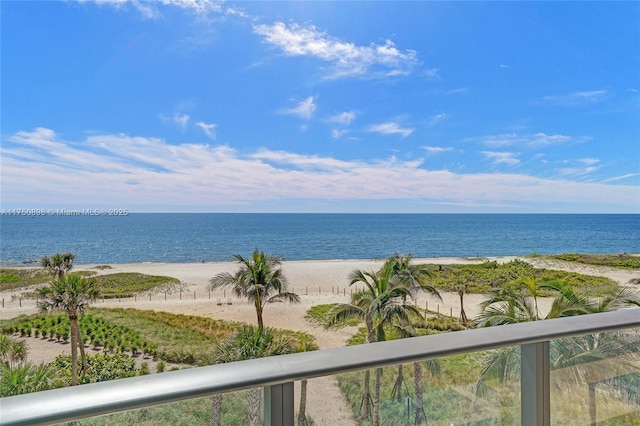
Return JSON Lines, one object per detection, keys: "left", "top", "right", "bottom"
{"left": 521, "top": 341, "right": 550, "bottom": 426}
{"left": 263, "top": 382, "right": 294, "bottom": 426}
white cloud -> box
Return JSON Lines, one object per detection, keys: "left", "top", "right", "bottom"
{"left": 89, "top": 0, "right": 224, "bottom": 19}
{"left": 332, "top": 129, "right": 349, "bottom": 139}
{"left": 558, "top": 158, "right": 602, "bottom": 178}
{"left": 2, "top": 128, "right": 638, "bottom": 212}
{"left": 426, "top": 113, "right": 448, "bottom": 126}
{"left": 446, "top": 88, "right": 469, "bottom": 95}
{"left": 284, "top": 97, "right": 316, "bottom": 120}
{"left": 423, "top": 146, "right": 453, "bottom": 154}
{"left": 253, "top": 22, "right": 418, "bottom": 79}
{"left": 541, "top": 90, "right": 608, "bottom": 106}
{"left": 482, "top": 151, "right": 521, "bottom": 166}
{"left": 601, "top": 173, "right": 640, "bottom": 183}
{"left": 196, "top": 121, "right": 217, "bottom": 140}
{"left": 578, "top": 158, "right": 600, "bottom": 166}
{"left": 471, "top": 132, "right": 575, "bottom": 148}
{"left": 160, "top": 112, "right": 190, "bottom": 129}
{"left": 423, "top": 68, "right": 440, "bottom": 80}
{"left": 367, "top": 122, "right": 414, "bottom": 138}
{"left": 328, "top": 111, "right": 356, "bottom": 126}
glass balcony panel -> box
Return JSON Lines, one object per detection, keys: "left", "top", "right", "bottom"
{"left": 52, "top": 390, "right": 251, "bottom": 426}
{"left": 309, "top": 350, "right": 520, "bottom": 426}
{"left": 550, "top": 328, "right": 640, "bottom": 425}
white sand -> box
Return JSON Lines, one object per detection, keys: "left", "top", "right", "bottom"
{"left": 2, "top": 257, "right": 638, "bottom": 425}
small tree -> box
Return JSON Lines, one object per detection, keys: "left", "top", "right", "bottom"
{"left": 212, "top": 326, "right": 293, "bottom": 426}
{"left": 0, "top": 335, "right": 55, "bottom": 396}
{"left": 39, "top": 275, "right": 99, "bottom": 385}
{"left": 327, "top": 260, "right": 424, "bottom": 426}
{"left": 41, "top": 252, "right": 76, "bottom": 279}
{"left": 209, "top": 249, "right": 300, "bottom": 332}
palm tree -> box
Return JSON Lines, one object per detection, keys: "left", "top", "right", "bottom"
{"left": 212, "top": 325, "right": 293, "bottom": 426}
{"left": 327, "top": 259, "right": 423, "bottom": 426}
{"left": 551, "top": 330, "right": 640, "bottom": 426}
{"left": 0, "top": 334, "right": 27, "bottom": 366}
{"left": 0, "top": 362, "right": 56, "bottom": 397}
{"left": 209, "top": 249, "right": 300, "bottom": 332}
{"left": 454, "top": 281, "right": 470, "bottom": 325}
{"left": 38, "top": 274, "right": 99, "bottom": 385}
{"left": 384, "top": 253, "right": 442, "bottom": 423}
{"left": 474, "top": 280, "right": 640, "bottom": 423}
{"left": 413, "top": 359, "right": 441, "bottom": 425}
{"left": 0, "top": 335, "right": 55, "bottom": 396}
{"left": 41, "top": 252, "right": 76, "bottom": 279}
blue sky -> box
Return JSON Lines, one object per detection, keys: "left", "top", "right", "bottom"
{"left": 1, "top": 1, "right": 639, "bottom": 213}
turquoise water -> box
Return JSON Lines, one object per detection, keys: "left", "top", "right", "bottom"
{"left": 0, "top": 214, "right": 638, "bottom": 265}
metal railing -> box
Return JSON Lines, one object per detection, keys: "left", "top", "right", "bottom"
{"left": 1, "top": 309, "right": 639, "bottom": 426}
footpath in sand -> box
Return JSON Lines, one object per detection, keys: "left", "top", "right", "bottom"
{"left": 2, "top": 257, "right": 639, "bottom": 425}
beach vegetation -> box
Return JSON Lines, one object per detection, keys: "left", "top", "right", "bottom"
{"left": 548, "top": 253, "right": 640, "bottom": 269}
{"left": 38, "top": 274, "right": 99, "bottom": 385}
{"left": 422, "top": 259, "right": 619, "bottom": 297}
{"left": 0, "top": 268, "right": 52, "bottom": 291}
{"left": 209, "top": 249, "right": 300, "bottom": 332}
{"left": 212, "top": 325, "right": 296, "bottom": 426}
{"left": 476, "top": 280, "right": 640, "bottom": 327}
{"left": 2, "top": 308, "right": 316, "bottom": 367}
{"left": 53, "top": 352, "right": 137, "bottom": 385}
{"left": 305, "top": 303, "right": 362, "bottom": 327}
{"left": 383, "top": 253, "right": 443, "bottom": 424}
{"left": 327, "top": 258, "right": 426, "bottom": 426}
{"left": 93, "top": 265, "right": 112, "bottom": 270}
{"left": 336, "top": 352, "right": 496, "bottom": 425}
{"left": 0, "top": 334, "right": 59, "bottom": 396}
{"left": 92, "top": 273, "right": 180, "bottom": 298}
{"left": 41, "top": 252, "right": 76, "bottom": 279}
{"left": 474, "top": 279, "right": 640, "bottom": 425}
{"left": 0, "top": 360, "right": 58, "bottom": 396}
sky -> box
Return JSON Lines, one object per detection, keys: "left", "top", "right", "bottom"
{"left": 1, "top": 1, "right": 639, "bottom": 213}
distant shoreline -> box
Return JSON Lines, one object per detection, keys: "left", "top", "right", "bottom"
{"left": 1, "top": 255, "right": 520, "bottom": 269}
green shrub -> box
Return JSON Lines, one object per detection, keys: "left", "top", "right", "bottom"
{"left": 92, "top": 273, "right": 180, "bottom": 298}
{"left": 138, "top": 362, "right": 150, "bottom": 375}
{"left": 550, "top": 253, "right": 640, "bottom": 269}
{"left": 0, "top": 268, "right": 51, "bottom": 291}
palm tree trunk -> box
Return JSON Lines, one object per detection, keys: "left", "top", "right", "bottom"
{"left": 373, "top": 367, "right": 382, "bottom": 426}
{"left": 256, "top": 307, "right": 264, "bottom": 333}
{"left": 75, "top": 325, "right": 88, "bottom": 375}
{"left": 360, "top": 324, "right": 375, "bottom": 420}
{"left": 414, "top": 362, "right": 426, "bottom": 425}
{"left": 298, "top": 379, "right": 308, "bottom": 426}
{"left": 392, "top": 364, "right": 404, "bottom": 402}
{"left": 361, "top": 369, "right": 372, "bottom": 420}
{"left": 69, "top": 315, "right": 79, "bottom": 385}
{"left": 459, "top": 291, "right": 468, "bottom": 324}
{"left": 211, "top": 394, "right": 222, "bottom": 426}
{"left": 589, "top": 382, "right": 597, "bottom": 426}
{"left": 247, "top": 387, "right": 261, "bottom": 426}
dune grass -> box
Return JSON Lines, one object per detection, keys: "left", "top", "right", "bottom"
{"left": 0, "top": 268, "right": 51, "bottom": 291}
{"left": 91, "top": 273, "right": 181, "bottom": 298}
{"left": 547, "top": 253, "right": 640, "bottom": 270}
{"left": 422, "top": 259, "right": 619, "bottom": 297}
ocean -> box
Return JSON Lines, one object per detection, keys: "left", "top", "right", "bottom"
{"left": 0, "top": 214, "right": 638, "bottom": 265}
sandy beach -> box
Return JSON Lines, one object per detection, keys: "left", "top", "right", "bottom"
{"left": 2, "top": 256, "right": 639, "bottom": 425}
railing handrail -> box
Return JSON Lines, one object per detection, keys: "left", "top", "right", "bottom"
{"left": 2, "top": 309, "right": 639, "bottom": 426}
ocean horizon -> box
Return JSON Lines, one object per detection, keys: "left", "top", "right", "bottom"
{"left": 1, "top": 213, "right": 638, "bottom": 266}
